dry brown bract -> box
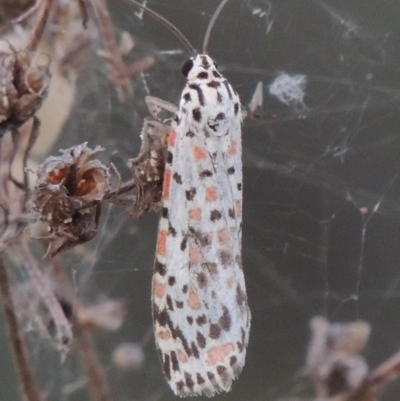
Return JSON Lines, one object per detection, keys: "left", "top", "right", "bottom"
{"left": 0, "top": 42, "right": 50, "bottom": 134}
{"left": 28, "top": 143, "right": 111, "bottom": 256}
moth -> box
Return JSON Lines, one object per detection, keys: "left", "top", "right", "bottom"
{"left": 127, "top": 0, "right": 251, "bottom": 396}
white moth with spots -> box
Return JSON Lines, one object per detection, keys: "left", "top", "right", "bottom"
{"left": 152, "top": 54, "right": 251, "bottom": 397}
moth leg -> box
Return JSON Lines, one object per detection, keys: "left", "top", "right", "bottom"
{"left": 243, "top": 81, "right": 263, "bottom": 120}
{"left": 145, "top": 96, "right": 178, "bottom": 119}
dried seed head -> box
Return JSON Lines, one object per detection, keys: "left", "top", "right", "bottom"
{"left": 28, "top": 143, "right": 111, "bottom": 256}
{"left": 0, "top": 44, "right": 51, "bottom": 129}
{"left": 304, "top": 317, "right": 370, "bottom": 398}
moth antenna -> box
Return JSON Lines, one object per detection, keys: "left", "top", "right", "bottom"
{"left": 202, "top": 0, "right": 230, "bottom": 54}
{"left": 123, "top": 0, "right": 195, "bottom": 54}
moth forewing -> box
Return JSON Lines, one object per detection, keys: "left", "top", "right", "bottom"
{"left": 152, "top": 54, "right": 250, "bottom": 397}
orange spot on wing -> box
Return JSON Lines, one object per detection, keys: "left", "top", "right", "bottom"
{"left": 188, "top": 208, "right": 202, "bottom": 220}
{"left": 188, "top": 289, "right": 201, "bottom": 310}
{"left": 163, "top": 169, "right": 172, "bottom": 199}
{"left": 157, "top": 230, "right": 168, "bottom": 256}
{"left": 194, "top": 146, "right": 206, "bottom": 160}
{"left": 158, "top": 329, "right": 172, "bottom": 340}
{"left": 207, "top": 343, "right": 235, "bottom": 365}
{"left": 154, "top": 280, "right": 166, "bottom": 298}
{"left": 235, "top": 200, "right": 242, "bottom": 217}
{"left": 168, "top": 130, "right": 177, "bottom": 146}
{"left": 189, "top": 247, "right": 202, "bottom": 263}
{"left": 206, "top": 186, "right": 218, "bottom": 202}
{"left": 178, "top": 350, "right": 188, "bottom": 363}
{"left": 217, "top": 228, "right": 230, "bottom": 244}
{"left": 229, "top": 140, "right": 238, "bottom": 155}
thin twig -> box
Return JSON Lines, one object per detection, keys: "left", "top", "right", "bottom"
{"left": 72, "top": 315, "right": 114, "bottom": 401}
{"left": 90, "top": 0, "right": 133, "bottom": 103}
{"left": 103, "top": 178, "right": 137, "bottom": 202}
{"left": 27, "top": 0, "right": 53, "bottom": 52}
{"left": 20, "top": 240, "right": 72, "bottom": 356}
{"left": 0, "top": 257, "right": 43, "bottom": 401}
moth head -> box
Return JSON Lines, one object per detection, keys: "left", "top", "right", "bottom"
{"left": 181, "top": 54, "right": 218, "bottom": 80}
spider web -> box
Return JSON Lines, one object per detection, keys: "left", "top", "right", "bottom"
{"left": 1, "top": 1, "right": 400, "bottom": 400}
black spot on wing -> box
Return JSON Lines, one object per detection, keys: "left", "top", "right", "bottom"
{"left": 180, "top": 237, "right": 187, "bottom": 251}
{"left": 219, "top": 306, "right": 232, "bottom": 331}
{"left": 183, "top": 92, "right": 191, "bottom": 103}
{"left": 162, "top": 207, "right": 168, "bottom": 218}
{"left": 186, "top": 187, "right": 196, "bottom": 200}
{"left": 191, "top": 342, "right": 200, "bottom": 358}
{"left": 197, "top": 373, "right": 205, "bottom": 384}
{"left": 223, "top": 80, "right": 233, "bottom": 100}
{"left": 236, "top": 285, "right": 247, "bottom": 307}
{"left": 217, "top": 365, "right": 229, "bottom": 385}
{"left": 185, "top": 372, "right": 195, "bottom": 391}
{"left": 186, "top": 130, "right": 194, "bottom": 137}
{"left": 196, "top": 331, "right": 206, "bottom": 348}
{"left": 175, "top": 326, "right": 192, "bottom": 356}
{"left": 171, "top": 351, "right": 180, "bottom": 372}
{"left": 199, "top": 170, "right": 213, "bottom": 178}
{"left": 174, "top": 114, "right": 181, "bottom": 125}
{"left": 168, "top": 276, "right": 176, "bottom": 286}
{"left": 155, "top": 259, "right": 166, "bottom": 275}
{"left": 209, "top": 323, "right": 221, "bottom": 339}
{"left": 189, "top": 84, "right": 205, "bottom": 106}
{"left": 154, "top": 307, "right": 169, "bottom": 327}
{"left": 167, "top": 151, "right": 173, "bottom": 164}
{"left": 220, "top": 250, "right": 233, "bottom": 265}
{"left": 166, "top": 295, "right": 174, "bottom": 311}
{"left": 234, "top": 102, "right": 240, "bottom": 115}
{"left": 227, "top": 166, "right": 235, "bottom": 174}
{"left": 173, "top": 172, "right": 182, "bottom": 183}
{"left": 192, "top": 108, "right": 202, "bottom": 122}
{"left": 210, "top": 209, "right": 222, "bottom": 221}
{"left": 168, "top": 222, "right": 176, "bottom": 236}
{"left": 163, "top": 353, "right": 171, "bottom": 380}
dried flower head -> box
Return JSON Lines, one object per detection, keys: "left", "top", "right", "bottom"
{"left": 305, "top": 317, "right": 371, "bottom": 400}
{"left": 0, "top": 42, "right": 51, "bottom": 132}
{"left": 28, "top": 143, "right": 111, "bottom": 256}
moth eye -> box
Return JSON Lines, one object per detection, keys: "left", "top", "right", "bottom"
{"left": 181, "top": 58, "right": 194, "bottom": 77}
